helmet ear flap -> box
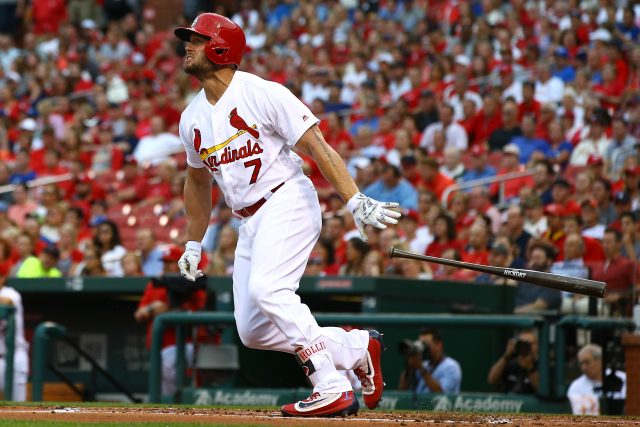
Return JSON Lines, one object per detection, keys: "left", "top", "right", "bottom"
{"left": 203, "top": 39, "right": 230, "bottom": 65}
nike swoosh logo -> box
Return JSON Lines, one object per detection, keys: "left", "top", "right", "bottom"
{"left": 297, "top": 397, "right": 329, "bottom": 409}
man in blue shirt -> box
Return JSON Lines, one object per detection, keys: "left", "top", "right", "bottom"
{"left": 398, "top": 328, "right": 462, "bottom": 394}
{"left": 363, "top": 162, "right": 418, "bottom": 210}
{"left": 460, "top": 145, "right": 496, "bottom": 184}
{"left": 510, "top": 114, "right": 551, "bottom": 164}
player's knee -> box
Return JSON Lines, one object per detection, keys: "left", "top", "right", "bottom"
{"left": 247, "top": 281, "right": 271, "bottom": 310}
{"left": 236, "top": 322, "right": 261, "bottom": 349}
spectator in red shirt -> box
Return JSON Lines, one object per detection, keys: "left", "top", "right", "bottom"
{"left": 134, "top": 245, "right": 207, "bottom": 396}
{"left": 462, "top": 222, "right": 490, "bottom": 269}
{"left": 518, "top": 81, "right": 541, "bottom": 121}
{"left": 562, "top": 214, "right": 605, "bottom": 262}
{"left": 589, "top": 228, "right": 638, "bottom": 317}
{"left": 425, "top": 213, "right": 463, "bottom": 258}
{"left": 432, "top": 247, "right": 474, "bottom": 281}
{"left": 416, "top": 157, "right": 455, "bottom": 203}
{"left": 489, "top": 144, "right": 533, "bottom": 202}
{"left": 106, "top": 156, "right": 149, "bottom": 206}
{"left": 542, "top": 204, "right": 567, "bottom": 258}
{"left": 473, "top": 93, "right": 503, "bottom": 147}
{"left": 139, "top": 160, "right": 175, "bottom": 208}
{"left": 550, "top": 178, "right": 581, "bottom": 218}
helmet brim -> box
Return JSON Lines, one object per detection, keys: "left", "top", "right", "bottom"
{"left": 174, "top": 27, "right": 211, "bottom": 42}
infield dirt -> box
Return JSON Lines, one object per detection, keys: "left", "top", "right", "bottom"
{"left": 0, "top": 406, "right": 639, "bottom": 426}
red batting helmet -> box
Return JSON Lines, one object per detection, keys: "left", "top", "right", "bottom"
{"left": 174, "top": 13, "right": 246, "bottom": 69}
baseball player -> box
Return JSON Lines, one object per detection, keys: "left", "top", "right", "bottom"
{"left": 174, "top": 13, "right": 401, "bottom": 417}
{"left": 0, "top": 264, "right": 29, "bottom": 401}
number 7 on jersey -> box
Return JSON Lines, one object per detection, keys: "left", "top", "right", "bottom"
{"left": 244, "top": 158, "right": 262, "bottom": 184}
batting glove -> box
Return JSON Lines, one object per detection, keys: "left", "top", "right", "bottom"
{"left": 347, "top": 192, "right": 401, "bottom": 241}
{"left": 178, "top": 241, "right": 204, "bottom": 282}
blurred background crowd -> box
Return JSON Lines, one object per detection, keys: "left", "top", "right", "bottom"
{"left": 0, "top": 0, "right": 640, "bottom": 317}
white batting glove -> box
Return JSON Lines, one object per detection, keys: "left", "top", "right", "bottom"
{"left": 178, "top": 241, "right": 204, "bottom": 282}
{"left": 346, "top": 192, "right": 401, "bottom": 241}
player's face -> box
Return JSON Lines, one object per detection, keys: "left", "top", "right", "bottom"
{"left": 184, "top": 33, "right": 216, "bottom": 76}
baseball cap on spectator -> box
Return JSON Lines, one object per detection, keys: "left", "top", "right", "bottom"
{"left": 614, "top": 192, "right": 631, "bottom": 204}
{"left": 89, "top": 215, "right": 108, "bottom": 227}
{"left": 491, "top": 241, "right": 509, "bottom": 256}
{"left": 19, "top": 118, "right": 37, "bottom": 132}
{"left": 587, "top": 154, "right": 604, "bottom": 166}
{"left": 590, "top": 28, "right": 612, "bottom": 42}
{"left": 352, "top": 157, "right": 371, "bottom": 170}
{"left": 403, "top": 209, "right": 420, "bottom": 223}
{"left": 162, "top": 245, "right": 183, "bottom": 262}
{"left": 502, "top": 143, "right": 520, "bottom": 157}
{"left": 544, "top": 203, "right": 565, "bottom": 217}
{"left": 471, "top": 145, "right": 487, "bottom": 156}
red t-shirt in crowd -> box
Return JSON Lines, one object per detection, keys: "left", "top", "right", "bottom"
{"left": 138, "top": 282, "right": 207, "bottom": 349}
{"left": 589, "top": 255, "right": 637, "bottom": 293}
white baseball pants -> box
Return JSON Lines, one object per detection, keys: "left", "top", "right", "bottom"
{"left": 0, "top": 349, "right": 29, "bottom": 401}
{"left": 233, "top": 175, "right": 369, "bottom": 393}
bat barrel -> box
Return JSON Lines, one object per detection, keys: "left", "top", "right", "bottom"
{"left": 388, "top": 247, "right": 607, "bottom": 298}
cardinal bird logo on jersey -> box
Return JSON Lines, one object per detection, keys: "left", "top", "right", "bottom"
{"left": 229, "top": 108, "right": 260, "bottom": 139}
{"left": 193, "top": 128, "right": 203, "bottom": 153}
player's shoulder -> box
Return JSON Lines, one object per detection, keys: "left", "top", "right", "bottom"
{"left": 234, "top": 71, "right": 290, "bottom": 95}
{"left": 182, "top": 89, "right": 207, "bottom": 116}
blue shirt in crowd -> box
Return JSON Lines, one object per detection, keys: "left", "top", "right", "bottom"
{"left": 363, "top": 179, "right": 418, "bottom": 210}
{"left": 510, "top": 136, "right": 552, "bottom": 164}
{"left": 415, "top": 356, "right": 462, "bottom": 394}
{"left": 460, "top": 166, "right": 497, "bottom": 183}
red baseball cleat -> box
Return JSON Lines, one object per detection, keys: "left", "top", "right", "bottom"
{"left": 353, "top": 330, "right": 385, "bottom": 410}
{"left": 281, "top": 391, "right": 359, "bottom": 417}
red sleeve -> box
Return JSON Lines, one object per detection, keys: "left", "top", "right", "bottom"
{"left": 111, "top": 147, "right": 124, "bottom": 171}
{"left": 184, "top": 289, "right": 207, "bottom": 311}
{"left": 138, "top": 282, "right": 168, "bottom": 309}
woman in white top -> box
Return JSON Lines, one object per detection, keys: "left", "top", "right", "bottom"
{"left": 93, "top": 220, "right": 127, "bottom": 277}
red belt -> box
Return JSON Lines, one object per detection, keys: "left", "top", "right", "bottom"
{"left": 234, "top": 182, "right": 285, "bottom": 218}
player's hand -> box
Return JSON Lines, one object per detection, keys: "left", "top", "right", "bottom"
{"left": 178, "top": 241, "right": 204, "bottom": 282}
{"left": 346, "top": 192, "right": 401, "bottom": 241}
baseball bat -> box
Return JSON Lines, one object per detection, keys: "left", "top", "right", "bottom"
{"left": 388, "top": 247, "right": 606, "bottom": 298}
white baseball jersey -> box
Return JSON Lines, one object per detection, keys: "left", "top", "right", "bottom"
{"left": 179, "top": 71, "right": 319, "bottom": 210}
{"left": 0, "top": 286, "right": 28, "bottom": 355}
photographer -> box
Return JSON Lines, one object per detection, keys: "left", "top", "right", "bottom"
{"left": 134, "top": 245, "right": 207, "bottom": 396}
{"left": 398, "top": 328, "right": 462, "bottom": 394}
{"left": 487, "top": 329, "right": 539, "bottom": 394}
{"left": 567, "top": 344, "right": 626, "bottom": 415}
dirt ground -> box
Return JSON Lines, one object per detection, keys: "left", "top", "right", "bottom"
{"left": 1, "top": 406, "right": 639, "bottom": 426}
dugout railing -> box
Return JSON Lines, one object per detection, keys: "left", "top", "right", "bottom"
{"left": 146, "top": 312, "right": 547, "bottom": 403}
{"left": 30, "top": 322, "right": 141, "bottom": 403}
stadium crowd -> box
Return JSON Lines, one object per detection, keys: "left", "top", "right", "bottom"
{"left": 0, "top": 0, "right": 639, "bottom": 317}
